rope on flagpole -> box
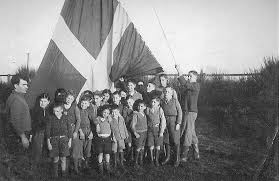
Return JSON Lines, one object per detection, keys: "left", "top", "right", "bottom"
{"left": 153, "top": 7, "right": 177, "bottom": 65}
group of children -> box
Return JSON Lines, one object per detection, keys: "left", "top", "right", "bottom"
{"left": 30, "top": 74, "right": 198, "bottom": 178}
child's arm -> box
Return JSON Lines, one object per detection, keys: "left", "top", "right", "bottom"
{"left": 88, "top": 131, "right": 93, "bottom": 140}
{"left": 131, "top": 113, "right": 140, "bottom": 138}
{"left": 67, "top": 118, "right": 72, "bottom": 147}
{"left": 159, "top": 107, "right": 166, "bottom": 137}
{"left": 79, "top": 128, "right": 85, "bottom": 139}
{"left": 73, "top": 106, "right": 81, "bottom": 138}
{"left": 175, "top": 99, "right": 183, "bottom": 130}
{"left": 121, "top": 116, "right": 129, "bottom": 139}
{"left": 47, "top": 138, "right": 52, "bottom": 150}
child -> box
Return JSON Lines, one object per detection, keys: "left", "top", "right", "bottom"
{"left": 31, "top": 93, "right": 50, "bottom": 168}
{"left": 92, "top": 90, "right": 103, "bottom": 116}
{"left": 101, "top": 89, "right": 112, "bottom": 106}
{"left": 110, "top": 105, "right": 129, "bottom": 170}
{"left": 157, "top": 74, "right": 178, "bottom": 100}
{"left": 145, "top": 97, "right": 166, "bottom": 166}
{"left": 131, "top": 100, "right": 147, "bottom": 168}
{"left": 127, "top": 79, "right": 143, "bottom": 102}
{"left": 175, "top": 65, "right": 200, "bottom": 161}
{"left": 161, "top": 86, "right": 182, "bottom": 167}
{"left": 142, "top": 81, "right": 162, "bottom": 106}
{"left": 112, "top": 91, "right": 124, "bottom": 115}
{"left": 77, "top": 95, "right": 94, "bottom": 172}
{"left": 46, "top": 103, "right": 72, "bottom": 177}
{"left": 94, "top": 105, "right": 113, "bottom": 174}
{"left": 63, "top": 90, "right": 81, "bottom": 175}
{"left": 122, "top": 96, "right": 135, "bottom": 161}
{"left": 119, "top": 89, "right": 127, "bottom": 105}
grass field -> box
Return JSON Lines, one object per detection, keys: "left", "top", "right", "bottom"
{"left": 0, "top": 106, "right": 269, "bottom": 181}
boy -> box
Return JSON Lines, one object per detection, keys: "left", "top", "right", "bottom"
{"left": 110, "top": 105, "right": 129, "bottom": 170}
{"left": 157, "top": 74, "right": 178, "bottom": 100}
{"left": 101, "top": 89, "right": 112, "bottom": 106}
{"left": 46, "top": 103, "right": 72, "bottom": 177}
{"left": 142, "top": 81, "right": 162, "bottom": 106}
{"left": 145, "top": 97, "right": 166, "bottom": 166}
{"left": 78, "top": 96, "right": 94, "bottom": 172}
{"left": 127, "top": 79, "right": 143, "bottom": 102}
{"left": 122, "top": 96, "right": 135, "bottom": 161}
{"left": 63, "top": 90, "right": 81, "bottom": 175}
{"left": 161, "top": 87, "right": 182, "bottom": 167}
{"left": 112, "top": 91, "right": 124, "bottom": 115}
{"left": 175, "top": 65, "right": 200, "bottom": 161}
{"left": 131, "top": 100, "right": 147, "bottom": 168}
{"left": 94, "top": 105, "right": 113, "bottom": 174}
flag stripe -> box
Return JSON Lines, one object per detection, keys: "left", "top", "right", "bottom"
{"left": 52, "top": 15, "right": 95, "bottom": 80}
{"left": 26, "top": 40, "right": 86, "bottom": 106}
{"left": 110, "top": 22, "right": 163, "bottom": 81}
{"left": 78, "top": 3, "right": 131, "bottom": 96}
{"left": 61, "top": 0, "right": 119, "bottom": 59}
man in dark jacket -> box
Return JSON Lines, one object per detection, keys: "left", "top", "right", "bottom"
{"left": 6, "top": 74, "right": 31, "bottom": 152}
{"left": 175, "top": 65, "right": 200, "bottom": 162}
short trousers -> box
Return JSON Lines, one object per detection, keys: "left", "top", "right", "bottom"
{"left": 147, "top": 127, "right": 163, "bottom": 147}
{"left": 49, "top": 136, "right": 70, "bottom": 158}
{"left": 95, "top": 136, "right": 112, "bottom": 154}
{"left": 112, "top": 139, "right": 126, "bottom": 153}
{"left": 132, "top": 131, "right": 147, "bottom": 149}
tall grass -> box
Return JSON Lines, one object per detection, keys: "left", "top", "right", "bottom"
{"left": 200, "top": 57, "right": 278, "bottom": 146}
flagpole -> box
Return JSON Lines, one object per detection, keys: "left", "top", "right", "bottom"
{"left": 153, "top": 7, "right": 177, "bottom": 65}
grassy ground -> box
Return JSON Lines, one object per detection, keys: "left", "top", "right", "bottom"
{"left": 0, "top": 108, "right": 269, "bottom": 181}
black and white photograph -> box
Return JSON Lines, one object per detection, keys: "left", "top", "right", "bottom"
{"left": 0, "top": 0, "right": 278, "bottom": 180}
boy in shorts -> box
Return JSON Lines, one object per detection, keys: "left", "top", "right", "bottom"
{"left": 146, "top": 97, "right": 166, "bottom": 166}
{"left": 46, "top": 103, "right": 72, "bottom": 177}
{"left": 110, "top": 105, "right": 129, "bottom": 170}
{"left": 131, "top": 100, "right": 147, "bottom": 168}
{"left": 94, "top": 105, "right": 113, "bottom": 174}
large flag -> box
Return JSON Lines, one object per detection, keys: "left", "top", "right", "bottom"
{"left": 26, "top": 0, "right": 163, "bottom": 106}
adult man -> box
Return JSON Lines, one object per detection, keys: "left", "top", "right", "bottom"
{"left": 175, "top": 65, "right": 200, "bottom": 162}
{"left": 6, "top": 75, "right": 31, "bottom": 152}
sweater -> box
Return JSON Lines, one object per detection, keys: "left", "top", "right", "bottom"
{"left": 64, "top": 102, "right": 81, "bottom": 133}
{"left": 46, "top": 114, "right": 72, "bottom": 139}
{"left": 146, "top": 107, "right": 166, "bottom": 134}
{"left": 95, "top": 116, "right": 112, "bottom": 136}
{"left": 161, "top": 98, "right": 183, "bottom": 124}
{"left": 79, "top": 109, "right": 91, "bottom": 133}
{"left": 31, "top": 107, "right": 50, "bottom": 134}
{"left": 177, "top": 76, "right": 200, "bottom": 113}
{"left": 131, "top": 111, "right": 147, "bottom": 133}
{"left": 6, "top": 91, "right": 31, "bottom": 136}
{"left": 111, "top": 115, "right": 129, "bottom": 141}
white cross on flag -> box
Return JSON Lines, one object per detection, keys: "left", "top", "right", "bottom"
{"left": 26, "top": 0, "right": 163, "bottom": 106}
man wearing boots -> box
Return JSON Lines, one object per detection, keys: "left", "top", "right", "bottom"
{"left": 175, "top": 65, "right": 200, "bottom": 162}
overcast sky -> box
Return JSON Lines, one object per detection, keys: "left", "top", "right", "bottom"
{"left": 0, "top": 0, "right": 278, "bottom": 75}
